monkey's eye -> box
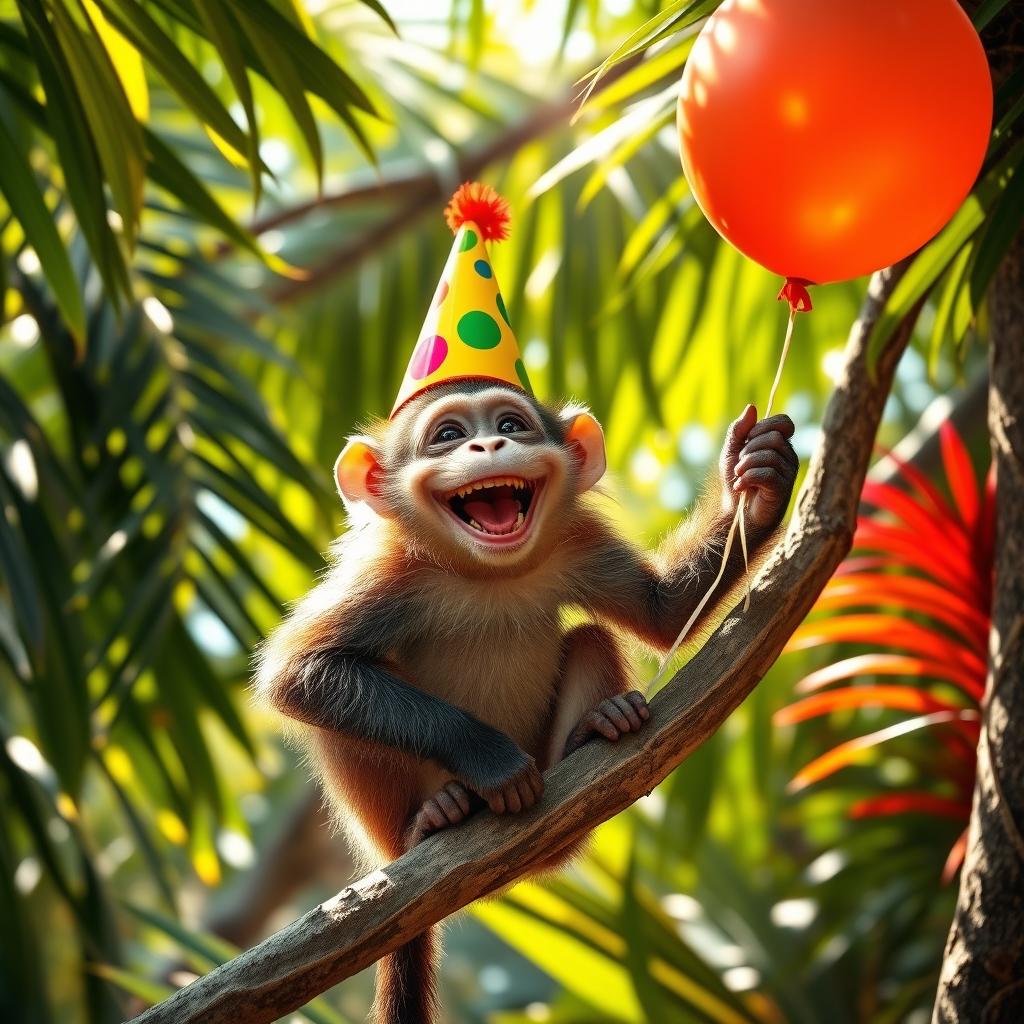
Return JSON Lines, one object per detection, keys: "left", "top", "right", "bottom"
{"left": 497, "top": 415, "right": 528, "bottom": 434}
{"left": 432, "top": 423, "right": 466, "bottom": 445}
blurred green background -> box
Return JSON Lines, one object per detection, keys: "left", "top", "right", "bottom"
{"left": 0, "top": 1, "right": 1017, "bottom": 1022}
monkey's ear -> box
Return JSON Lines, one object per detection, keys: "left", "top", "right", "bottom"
{"left": 563, "top": 411, "right": 607, "bottom": 492}
{"left": 334, "top": 438, "right": 392, "bottom": 516}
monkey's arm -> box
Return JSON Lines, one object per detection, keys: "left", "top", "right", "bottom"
{"left": 582, "top": 409, "right": 797, "bottom": 650}
{"left": 267, "top": 647, "right": 543, "bottom": 813}
{"left": 578, "top": 500, "right": 772, "bottom": 651}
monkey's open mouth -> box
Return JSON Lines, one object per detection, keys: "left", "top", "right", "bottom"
{"left": 440, "top": 475, "right": 541, "bottom": 542}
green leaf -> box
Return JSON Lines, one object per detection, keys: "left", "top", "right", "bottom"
{"left": 143, "top": 130, "right": 266, "bottom": 259}
{"left": 196, "top": 507, "right": 281, "bottom": 612}
{"left": 222, "top": 0, "right": 379, "bottom": 150}
{"left": 90, "top": 963, "right": 175, "bottom": 1006}
{"left": 154, "top": 637, "right": 225, "bottom": 819}
{"left": 0, "top": 226, "right": 8, "bottom": 326}
{"left": 0, "top": 720, "right": 87, "bottom": 920}
{"left": 51, "top": 0, "right": 146, "bottom": 244}
{"left": 972, "top": 0, "right": 1012, "bottom": 31}
{"left": 576, "top": 0, "right": 717, "bottom": 108}
{"left": 192, "top": 454, "right": 322, "bottom": 567}
{"left": 866, "top": 140, "right": 1024, "bottom": 369}
{"left": 476, "top": 886, "right": 643, "bottom": 1022}
{"left": 0, "top": 115, "right": 84, "bottom": 341}
{"left": 969, "top": 148, "right": 1024, "bottom": 305}
{"left": 183, "top": 371, "right": 318, "bottom": 490}
{"left": 0, "top": 467, "right": 44, "bottom": 658}
{"left": 928, "top": 242, "right": 973, "bottom": 377}
{"left": 170, "top": 618, "right": 255, "bottom": 760}
{"left": 354, "top": 0, "right": 397, "bottom": 33}
{"left": 620, "top": 852, "right": 687, "bottom": 1024}
{"left": 127, "top": 902, "right": 238, "bottom": 965}
{"left": 578, "top": 106, "right": 673, "bottom": 210}
{"left": 92, "top": 0, "right": 250, "bottom": 160}
{"left": 231, "top": 5, "right": 323, "bottom": 185}
{"left": 123, "top": 905, "right": 352, "bottom": 1023}
{"left": 0, "top": 812, "right": 52, "bottom": 1023}
{"left": 193, "top": 0, "right": 262, "bottom": 204}
{"left": 94, "top": 754, "right": 178, "bottom": 909}
{"left": 12, "top": 0, "right": 131, "bottom": 306}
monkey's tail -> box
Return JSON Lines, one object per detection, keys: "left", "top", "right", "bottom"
{"left": 371, "top": 927, "right": 440, "bottom": 1024}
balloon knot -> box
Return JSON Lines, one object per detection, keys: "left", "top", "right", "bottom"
{"left": 778, "top": 277, "right": 814, "bottom": 313}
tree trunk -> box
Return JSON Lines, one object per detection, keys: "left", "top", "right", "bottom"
{"left": 933, "top": 230, "right": 1024, "bottom": 1022}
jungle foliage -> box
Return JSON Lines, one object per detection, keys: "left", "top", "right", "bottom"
{"left": 0, "top": 1, "right": 1019, "bottom": 1022}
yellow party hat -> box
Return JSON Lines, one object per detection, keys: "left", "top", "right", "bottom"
{"left": 391, "top": 182, "right": 532, "bottom": 417}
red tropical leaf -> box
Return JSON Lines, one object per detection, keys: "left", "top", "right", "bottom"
{"left": 813, "top": 574, "right": 989, "bottom": 648}
{"left": 854, "top": 520, "right": 976, "bottom": 593}
{"left": 775, "top": 686, "right": 962, "bottom": 727}
{"left": 782, "top": 421, "right": 990, "bottom": 879}
{"left": 860, "top": 480, "right": 970, "bottom": 558}
{"left": 850, "top": 792, "right": 970, "bottom": 822}
{"left": 790, "top": 654, "right": 984, "bottom": 701}
{"left": 940, "top": 422, "right": 980, "bottom": 530}
{"left": 832, "top": 556, "right": 890, "bottom": 576}
{"left": 873, "top": 445, "right": 958, "bottom": 524}
{"left": 788, "top": 615, "right": 986, "bottom": 680}
{"left": 787, "top": 711, "right": 981, "bottom": 792}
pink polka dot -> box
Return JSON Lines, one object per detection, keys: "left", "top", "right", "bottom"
{"left": 409, "top": 335, "right": 448, "bottom": 380}
{"left": 432, "top": 279, "right": 449, "bottom": 308}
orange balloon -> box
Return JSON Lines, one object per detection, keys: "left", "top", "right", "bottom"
{"left": 677, "top": 0, "right": 992, "bottom": 284}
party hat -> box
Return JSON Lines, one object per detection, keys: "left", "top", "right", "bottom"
{"left": 391, "top": 182, "right": 532, "bottom": 417}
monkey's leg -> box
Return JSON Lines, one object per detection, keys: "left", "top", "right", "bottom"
{"left": 529, "top": 625, "right": 647, "bottom": 876}
{"left": 544, "top": 623, "right": 650, "bottom": 768}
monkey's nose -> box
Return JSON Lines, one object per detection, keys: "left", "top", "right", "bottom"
{"left": 468, "top": 437, "right": 507, "bottom": 454}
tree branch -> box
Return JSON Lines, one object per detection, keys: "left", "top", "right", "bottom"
{"left": 263, "top": 55, "right": 642, "bottom": 306}
{"left": 129, "top": 262, "right": 919, "bottom": 1024}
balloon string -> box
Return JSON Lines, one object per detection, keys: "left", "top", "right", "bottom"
{"left": 765, "top": 302, "right": 797, "bottom": 418}
{"left": 651, "top": 301, "right": 799, "bottom": 688}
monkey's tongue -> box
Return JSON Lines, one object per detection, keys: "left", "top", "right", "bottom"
{"left": 463, "top": 494, "right": 520, "bottom": 533}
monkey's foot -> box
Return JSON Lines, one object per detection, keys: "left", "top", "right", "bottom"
{"left": 408, "top": 781, "right": 474, "bottom": 845}
{"left": 564, "top": 691, "right": 650, "bottom": 756}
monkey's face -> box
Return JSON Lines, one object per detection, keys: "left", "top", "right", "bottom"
{"left": 335, "top": 383, "right": 606, "bottom": 570}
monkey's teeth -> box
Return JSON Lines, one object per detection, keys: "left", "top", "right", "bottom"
{"left": 449, "top": 476, "right": 532, "bottom": 500}
{"left": 515, "top": 511, "right": 524, "bottom": 528}
{"left": 469, "top": 518, "right": 483, "bottom": 531}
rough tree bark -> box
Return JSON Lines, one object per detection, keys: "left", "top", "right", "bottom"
{"left": 931, "top": 3, "right": 1024, "bottom": 1018}
{"left": 933, "top": 230, "right": 1024, "bottom": 1023}
{"left": 128, "top": 263, "right": 920, "bottom": 1024}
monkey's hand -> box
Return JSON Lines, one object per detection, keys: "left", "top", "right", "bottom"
{"left": 720, "top": 405, "right": 798, "bottom": 534}
{"left": 408, "top": 781, "right": 476, "bottom": 845}
{"left": 563, "top": 691, "right": 650, "bottom": 757}
{"left": 455, "top": 732, "right": 544, "bottom": 815}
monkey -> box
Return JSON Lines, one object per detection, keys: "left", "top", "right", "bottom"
{"left": 255, "top": 379, "right": 797, "bottom": 1024}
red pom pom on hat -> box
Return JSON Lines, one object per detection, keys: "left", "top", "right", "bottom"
{"left": 444, "top": 181, "right": 510, "bottom": 241}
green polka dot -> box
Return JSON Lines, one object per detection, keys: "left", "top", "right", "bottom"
{"left": 514, "top": 358, "right": 533, "bottom": 393}
{"left": 459, "top": 229, "right": 478, "bottom": 252}
{"left": 495, "top": 292, "right": 511, "bottom": 326}
{"left": 457, "top": 310, "right": 502, "bottom": 349}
